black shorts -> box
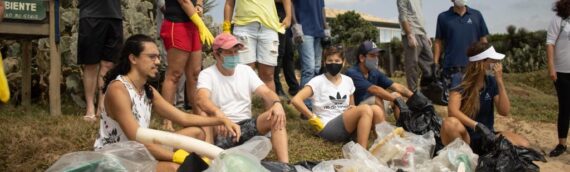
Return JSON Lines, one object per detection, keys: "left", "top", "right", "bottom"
{"left": 77, "top": 18, "right": 123, "bottom": 65}
{"left": 214, "top": 118, "right": 260, "bottom": 149}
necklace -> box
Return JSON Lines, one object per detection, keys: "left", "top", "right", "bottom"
{"left": 125, "top": 75, "right": 144, "bottom": 96}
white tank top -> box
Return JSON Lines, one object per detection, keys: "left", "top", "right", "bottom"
{"left": 94, "top": 75, "right": 152, "bottom": 149}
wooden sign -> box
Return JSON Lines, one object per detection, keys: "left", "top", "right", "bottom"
{"left": 4, "top": 0, "right": 47, "bottom": 21}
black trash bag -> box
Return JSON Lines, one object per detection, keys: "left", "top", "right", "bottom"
{"left": 475, "top": 135, "right": 547, "bottom": 172}
{"left": 177, "top": 153, "right": 210, "bottom": 172}
{"left": 261, "top": 161, "right": 297, "bottom": 172}
{"left": 396, "top": 90, "right": 445, "bottom": 154}
{"left": 420, "top": 65, "right": 448, "bottom": 106}
{"left": 260, "top": 161, "right": 321, "bottom": 172}
{"left": 293, "top": 161, "right": 320, "bottom": 170}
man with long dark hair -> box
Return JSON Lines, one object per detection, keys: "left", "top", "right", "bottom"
{"left": 97, "top": 34, "right": 239, "bottom": 171}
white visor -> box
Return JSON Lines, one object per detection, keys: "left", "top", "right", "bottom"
{"left": 468, "top": 46, "right": 505, "bottom": 62}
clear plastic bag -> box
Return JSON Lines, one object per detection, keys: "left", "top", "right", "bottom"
{"left": 312, "top": 159, "right": 360, "bottom": 172}
{"left": 205, "top": 136, "right": 272, "bottom": 172}
{"left": 417, "top": 138, "right": 479, "bottom": 172}
{"left": 342, "top": 142, "right": 393, "bottom": 171}
{"left": 369, "top": 122, "right": 435, "bottom": 171}
{"left": 46, "top": 141, "right": 157, "bottom": 172}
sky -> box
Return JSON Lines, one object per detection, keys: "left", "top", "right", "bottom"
{"left": 207, "top": 0, "right": 556, "bottom": 36}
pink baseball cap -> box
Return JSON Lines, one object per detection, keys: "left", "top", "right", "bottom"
{"left": 213, "top": 33, "right": 244, "bottom": 50}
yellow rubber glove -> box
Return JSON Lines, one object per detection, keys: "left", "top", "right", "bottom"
{"left": 223, "top": 21, "right": 232, "bottom": 34}
{"left": 308, "top": 115, "right": 325, "bottom": 132}
{"left": 0, "top": 53, "right": 9, "bottom": 103}
{"left": 173, "top": 149, "right": 190, "bottom": 164}
{"left": 189, "top": 13, "right": 214, "bottom": 46}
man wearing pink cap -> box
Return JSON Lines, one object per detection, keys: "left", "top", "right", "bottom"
{"left": 195, "top": 33, "right": 289, "bottom": 163}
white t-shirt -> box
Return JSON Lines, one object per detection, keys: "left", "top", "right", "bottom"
{"left": 307, "top": 74, "right": 355, "bottom": 125}
{"left": 197, "top": 64, "right": 264, "bottom": 123}
{"left": 547, "top": 15, "right": 570, "bottom": 73}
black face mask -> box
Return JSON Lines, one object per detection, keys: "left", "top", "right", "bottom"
{"left": 325, "top": 63, "right": 343, "bottom": 76}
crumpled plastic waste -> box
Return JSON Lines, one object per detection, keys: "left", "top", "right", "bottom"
{"left": 205, "top": 136, "right": 272, "bottom": 172}
{"left": 369, "top": 122, "right": 435, "bottom": 171}
{"left": 46, "top": 141, "right": 157, "bottom": 172}
{"left": 416, "top": 138, "right": 479, "bottom": 172}
{"left": 312, "top": 141, "right": 393, "bottom": 172}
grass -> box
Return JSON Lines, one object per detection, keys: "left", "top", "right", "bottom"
{"left": 0, "top": 70, "right": 559, "bottom": 171}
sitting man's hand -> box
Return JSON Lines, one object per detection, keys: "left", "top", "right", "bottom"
{"left": 268, "top": 102, "right": 286, "bottom": 130}
{"left": 221, "top": 118, "right": 241, "bottom": 143}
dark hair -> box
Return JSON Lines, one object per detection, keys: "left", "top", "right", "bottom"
{"left": 322, "top": 45, "right": 345, "bottom": 62}
{"left": 467, "top": 42, "right": 492, "bottom": 57}
{"left": 102, "top": 34, "right": 155, "bottom": 99}
{"left": 554, "top": 0, "right": 570, "bottom": 19}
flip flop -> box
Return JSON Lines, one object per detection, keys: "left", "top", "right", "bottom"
{"left": 83, "top": 114, "right": 98, "bottom": 122}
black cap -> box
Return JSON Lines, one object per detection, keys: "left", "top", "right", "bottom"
{"left": 358, "top": 40, "right": 384, "bottom": 56}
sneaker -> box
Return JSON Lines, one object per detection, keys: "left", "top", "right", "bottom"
{"left": 549, "top": 144, "right": 567, "bottom": 157}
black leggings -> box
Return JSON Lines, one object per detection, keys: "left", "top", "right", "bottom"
{"left": 556, "top": 72, "right": 570, "bottom": 139}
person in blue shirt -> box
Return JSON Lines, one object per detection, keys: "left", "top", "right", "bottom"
{"left": 345, "top": 41, "right": 413, "bottom": 120}
{"left": 439, "top": 42, "right": 529, "bottom": 154}
{"left": 433, "top": 0, "right": 489, "bottom": 90}
{"left": 292, "top": 0, "right": 327, "bottom": 92}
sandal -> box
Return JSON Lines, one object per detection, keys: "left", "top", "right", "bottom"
{"left": 83, "top": 114, "right": 98, "bottom": 122}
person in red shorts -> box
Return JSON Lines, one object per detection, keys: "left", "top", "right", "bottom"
{"left": 160, "top": 0, "right": 214, "bottom": 131}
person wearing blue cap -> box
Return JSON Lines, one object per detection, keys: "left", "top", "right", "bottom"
{"left": 345, "top": 41, "right": 414, "bottom": 120}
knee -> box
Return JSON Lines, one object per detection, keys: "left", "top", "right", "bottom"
{"left": 166, "top": 70, "right": 184, "bottom": 83}
{"left": 357, "top": 105, "right": 373, "bottom": 118}
{"left": 188, "top": 68, "right": 201, "bottom": 80}
{"left": 100, "top": 61, "right": 114, "bottom": 71}
{"left": 518, "top": 139, "right": 530, "bottom": 148}
{"left": 442, "top": 117, "right": 465, "bottom": 133}
{"left": 260, "top": 69, "right": 275, "bottom": 81}
{"left": 195, "top": 128, "right": 206, "bottom": 141}
{"left": 370, "top": 105, "right": 385, "bottom": 117}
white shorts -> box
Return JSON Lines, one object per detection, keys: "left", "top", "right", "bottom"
{"left": 233, "top": 22, "right": 279, "bottom": 66}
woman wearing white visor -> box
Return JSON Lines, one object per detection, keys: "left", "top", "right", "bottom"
{"left": 439, "top": 42, "right": 529, "bottom": 155}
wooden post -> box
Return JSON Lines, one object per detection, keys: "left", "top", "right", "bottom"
{"left": 21, "top": 41, "right": 31, "bottom": 109}
{"left": 49, "top": 0, "right": 61, "bottom": 116}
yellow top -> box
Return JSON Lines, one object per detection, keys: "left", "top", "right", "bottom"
{"left": 233, "top": 0, "right": 284, "bottom": 33}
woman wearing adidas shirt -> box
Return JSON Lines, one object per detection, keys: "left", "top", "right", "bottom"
{"left": 291, "top": 46, "right": 386, "bottom": 147}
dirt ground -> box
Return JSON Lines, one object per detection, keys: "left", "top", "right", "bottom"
{"left": 434, "top": 106, "right": 570, "bottom": 171}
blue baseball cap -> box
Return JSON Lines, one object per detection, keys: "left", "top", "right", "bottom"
{"left": 358, "top": 40, "right": 384, "bottom": 56}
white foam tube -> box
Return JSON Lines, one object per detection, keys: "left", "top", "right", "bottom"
{"left": 135, "top": 128, "right": 224, "bottom": 159}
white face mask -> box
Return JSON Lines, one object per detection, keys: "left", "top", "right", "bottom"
{"left": 454, "top": 0, "right": 468, "bottom": 7}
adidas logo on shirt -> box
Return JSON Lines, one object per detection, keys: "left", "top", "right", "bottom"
{"left": 329, "top": 92, "right": 348, "bottom": 105}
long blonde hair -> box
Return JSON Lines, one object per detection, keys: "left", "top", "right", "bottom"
{"left": 458, "top": 42, "right": 492, "bottom": 118}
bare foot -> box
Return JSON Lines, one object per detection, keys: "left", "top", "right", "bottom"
{"left": 162, "top": 119, "right": 175, "bottom": 131}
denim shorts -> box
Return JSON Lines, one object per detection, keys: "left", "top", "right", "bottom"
{"left": 233, "top": 22, "right": 279, "bottom": 66}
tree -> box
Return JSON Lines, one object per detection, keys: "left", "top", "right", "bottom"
{"left": 329, "top": 11, "right": 379, "bottom": 48}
